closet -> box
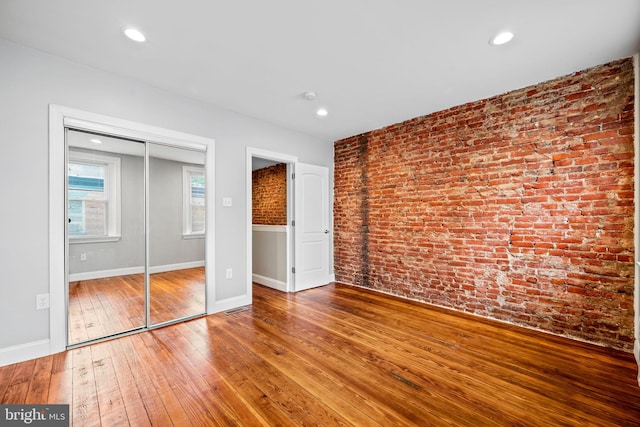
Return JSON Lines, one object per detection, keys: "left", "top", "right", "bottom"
{"left": 66, "top": 129, "right": 207, "bottom": 346}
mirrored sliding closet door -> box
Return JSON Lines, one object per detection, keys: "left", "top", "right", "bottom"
{"left": 148, "top": 143, "right": 206, "bottom": 326}
{"left": 66, "top": 130, "right": 207, "bottom": 347}
{"left": 67, "top": 130, "right": 146, "bottom": 345}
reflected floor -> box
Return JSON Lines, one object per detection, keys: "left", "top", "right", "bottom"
{"left": 68, "top": 267, "right": 205, "bottom": 345}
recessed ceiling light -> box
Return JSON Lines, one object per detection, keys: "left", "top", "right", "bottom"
{"left": 489, "top": 31, "right": 514, "bottom": 46}
{"left": 316, "top": 108, "right": 328, "bottom": 117}
{"left": 90, "top": 138, "right": 103, "bottom": 144}
{"left": 124, "top": 27, "right": 146, "bottom": 43}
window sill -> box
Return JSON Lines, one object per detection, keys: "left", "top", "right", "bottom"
{"left": 69, "top": 235, "right": 121, "bottom": 244}
{"left": 183, "top": 233, "right": 205, "bottom": 240}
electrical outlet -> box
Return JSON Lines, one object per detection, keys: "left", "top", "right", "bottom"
{"left": 225, "top": 268, "right": 233, "bottom": 279}
{"left": 36, "top": 294, "right": 50, "bottom": 310}
{"left": 80, "top": 253, "right": 87, "bottom": 261}
{"left": 222, "top": 197, "right": 232, "bottom": 207}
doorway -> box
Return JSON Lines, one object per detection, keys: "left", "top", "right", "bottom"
{"left": 251, "top": 158, "right": 291, "bottom": 292}
{"left": 246, "top": 147, "right": 331, "bottom": 296}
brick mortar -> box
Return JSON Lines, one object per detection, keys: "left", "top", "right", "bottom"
{"left": 333, "top": 58, "right": 635, "bottom": 351}
{"left": 252, "top": 163, "right": 287, "bottom": 225}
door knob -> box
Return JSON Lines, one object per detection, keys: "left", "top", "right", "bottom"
{"left": 324, "top": 230, "right": 329, "bottom": 234}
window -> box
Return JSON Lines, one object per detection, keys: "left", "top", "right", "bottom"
{"left": 183, "top": 165, "right": 205, "bottom": 238}
{"left": 68, "top": 151, "right": 121, "bottom": 242}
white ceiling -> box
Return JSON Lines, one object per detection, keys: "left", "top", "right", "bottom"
{"left": 1, "top": 0, "right": 639, "bottom": 142}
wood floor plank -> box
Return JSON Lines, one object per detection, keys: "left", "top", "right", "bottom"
{"left": 202, "top": 323, "right": 336, "bottom": 426}
{"left": 217, "top": 311, "right": 388, "bottom": 426}
{"left": 137, "top": 331, "right": 227, "bottom": 426}
{"left": 71, "top": 346, "right": 100, "bottom": 427}
{"left": 48, "top": 352, "right": 73, "bottom": 406}
{"left": 103, "top": 339, "right": 151, "bottom": 427}
{"left": 2, "top": 359, "right": 36, "bottom": 404}
{"left": 2, "top": 282, "right": 640, "bottom": 426}
{"left": 0, "top": 363, "right": 16, "bottom": 401}
{"left": 318, "top": 288, "right": 636, "bottom": 424}
{"left": 312, "top": 284, "right": 639, "bottom": 423}
{"left": 250, "top": 289, "right": 503, "bottom": 425}
{"left": 185, "top": 319, "right": 301, "bottom": 426}
{"left": 279, "top": 289, "right": 571, "bottom": 417}
{"left": 24, "top": 356, "right": 53, "bottom": 403}
{"left": 155, "top": 323, "right": 267, "bottom": 426}
{"left": 90, "top": 342, "right": 129, "bottom": 426}
{"left": 112, "top": 334, "right": 181, "bottom": 426}
{"left": 225, "top": 304, "right": 403, "bottom": 425}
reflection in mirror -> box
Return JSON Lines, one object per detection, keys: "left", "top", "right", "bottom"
{"left": 67, "top": 129, "right": 145, "bottom": 345}
{"left": 148, "top": 143, "right": 206, "bottom": 325}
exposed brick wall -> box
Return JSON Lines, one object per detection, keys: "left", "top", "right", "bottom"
{"left": 334, "top": 58, "right": 635, "bottom": 351}
{"left": 253, "top": 163, "right": 287, "bottom": 225}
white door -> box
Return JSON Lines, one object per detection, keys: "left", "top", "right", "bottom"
{"left": 294, "top": 163, "right": 330, "bottom": 291}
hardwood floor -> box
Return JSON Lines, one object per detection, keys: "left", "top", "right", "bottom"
{"left": 68, "top": 267, "right": 206, "bottom": 344}
{"left": 3, "top": 282, "right": 640, "bottom": 426}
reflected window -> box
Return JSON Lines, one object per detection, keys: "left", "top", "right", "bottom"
{"left": 68, "top": 151, "right": 121, "bottom": 241}
{"left": 183, "top": 165, "right": 205, "bottom": 237}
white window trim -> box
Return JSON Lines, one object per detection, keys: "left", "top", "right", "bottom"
{"left": 182, "top": 165, "right": 205, "bottom": 239}
{"left": 68, "top": 150, "right": 121, "bottom": 243}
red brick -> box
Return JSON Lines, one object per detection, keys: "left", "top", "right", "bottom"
{"left": 252, "top": 163, "right": 287, "bottom": 225}
{"left": 333, "top": 58, "right": 635, "bottom": 352}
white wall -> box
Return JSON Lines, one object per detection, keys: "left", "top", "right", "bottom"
{"left": 253, "top": 225, "right": 288, "bottom": 291}
{"left": 149, "top": 157, "right": 205, "bottom": 268}
{"left": 0, "top": 38, "right": 333, "bottom": 358}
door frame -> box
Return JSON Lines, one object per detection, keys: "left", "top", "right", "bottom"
{"left": 246, "top": 147, "right": 298, "bottom": 296}
{"left": 49, "top": 104, "right": 215, "bottom": 354}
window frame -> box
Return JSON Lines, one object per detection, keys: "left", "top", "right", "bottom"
{"left": 67, "top": 150, "right": 121, "bottom": 244}
{"left": 182, "top": 165, "right": 206, "bottom": 239}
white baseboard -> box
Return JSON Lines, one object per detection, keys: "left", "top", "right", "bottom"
{"left": 149, "top": 261, "right": 205, "bottom": 274}
{"left": 0, "top": 339, "right": 51, "bottom": 367}
{"left": 69, "top": 261, "right": 205, "bottom": 281}
{"left": 253, "top": 274, "right": 288, "bottom": 292}
{"left": 209, "top": 294, "right": 252, "bottom": 314}
{"left": 69, "top": 266, "right": 143, "bottom": 282}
